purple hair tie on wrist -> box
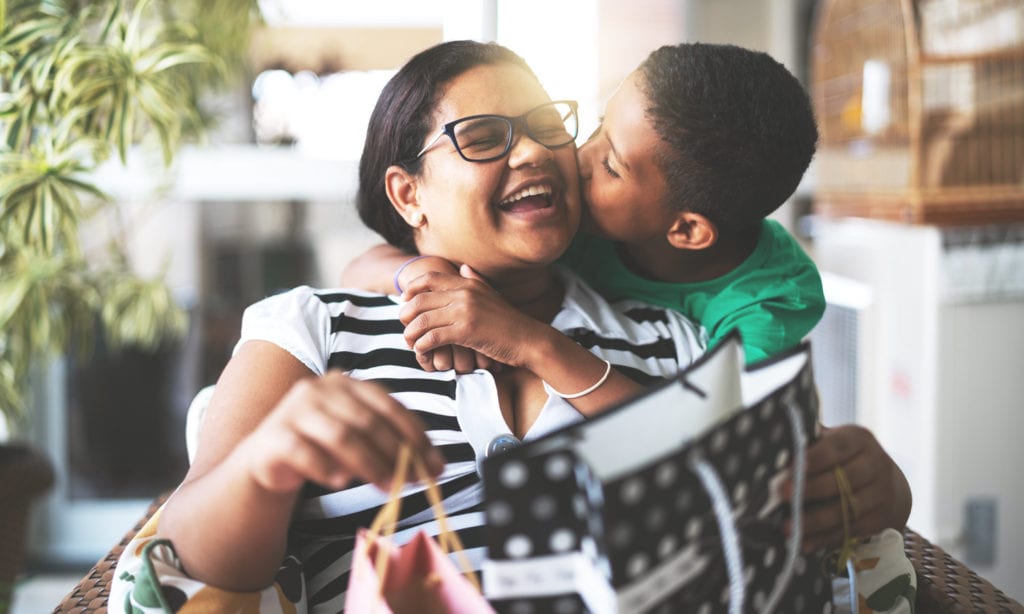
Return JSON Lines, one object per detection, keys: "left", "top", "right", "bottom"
{"left": 393, "top": 255, "right": 431, "bottom": 294}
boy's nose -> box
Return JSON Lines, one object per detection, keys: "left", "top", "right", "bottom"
{"left": 576, "top": 143, "right": 593, "bottom": 180}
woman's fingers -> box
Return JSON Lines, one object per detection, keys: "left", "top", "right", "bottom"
{"left": 333, "top": 373, "right": 444, "bottom": 476}
{"left": 249, "top": 373, "right": 443, "bottom": 493}
{"left": 296, "top": 393, "right": 404, "bottom": 489}
{"left": 248, "top": 428, "right": 338, "bottom": 493}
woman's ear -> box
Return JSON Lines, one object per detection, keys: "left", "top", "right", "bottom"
{"left": 385, "top": 165, "right": 425, "bottom": 227}
{"left": 666, "top": 212, "right": 718, "bottom": 251}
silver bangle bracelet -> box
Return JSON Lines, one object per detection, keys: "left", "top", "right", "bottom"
{"left": 543, "top": 359, "right": 612, "bottom": 399}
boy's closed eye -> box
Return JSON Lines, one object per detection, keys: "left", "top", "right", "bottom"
{"left": 601, "top": 156, "right": 621, "bottom": 179}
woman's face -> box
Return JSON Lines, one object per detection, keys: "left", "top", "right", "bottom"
{"left": 408, "top": 63, "right": 581, "bottom": 277}
{"left": 577, "top": 71, "right": 674, "bottom": 243}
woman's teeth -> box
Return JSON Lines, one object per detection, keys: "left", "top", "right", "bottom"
{"left": 499, "top": 184, "right": 553, "bottom": 207}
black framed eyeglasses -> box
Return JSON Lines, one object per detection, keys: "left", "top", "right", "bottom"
{"left": 415, "top": 100, "right": 579, "bottom": 163}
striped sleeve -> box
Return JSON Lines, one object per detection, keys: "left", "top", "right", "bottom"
{"left": 235, "top": 285, "right": 333, "bottom": 375}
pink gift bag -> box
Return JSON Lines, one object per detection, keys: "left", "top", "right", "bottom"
{"left": 344, "top": 446, "right": 495, "bottom": 614}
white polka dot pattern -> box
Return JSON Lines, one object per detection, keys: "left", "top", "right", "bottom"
{"left": 484, "top": 341, "right": 832, "bottom": 613}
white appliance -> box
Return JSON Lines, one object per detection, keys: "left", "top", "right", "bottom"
{"left": 808, "top": 217, "right": 1024, "bottom": 600}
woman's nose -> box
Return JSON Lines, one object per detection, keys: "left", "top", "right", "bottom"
{"left": 507, "top": 132, "right": 555, "bottom": 167}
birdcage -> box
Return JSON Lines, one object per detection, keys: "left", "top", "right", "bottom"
{"left": 811, "top": 0, "right": 1024, "bottom": 224}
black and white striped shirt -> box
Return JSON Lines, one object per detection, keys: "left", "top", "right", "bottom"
{"left": 236, "top": 268, "right": 707, "bottom": 612}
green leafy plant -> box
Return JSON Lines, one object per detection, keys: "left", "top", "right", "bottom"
{"left": 0, "top": 0, "right": 260, "bottom": 428}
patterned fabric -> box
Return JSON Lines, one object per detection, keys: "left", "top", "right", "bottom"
{"left": 109, "top": 507, "right": 306, "bottom": 613}
{"left": 832, "top": 529, "right": 917, "bottom": 614}
{"left": 109, "top": 269, "right": 707, "bottom": 613}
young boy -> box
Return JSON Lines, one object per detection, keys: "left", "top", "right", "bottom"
{"left": 344, "top": 42, "right": 824, "bottom": 366}
{"left": 568, "top": 42, "right": 822, "bottom": 365}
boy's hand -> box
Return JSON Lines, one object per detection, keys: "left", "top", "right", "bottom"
{"left": 399, "top": 265, "right": 541, "bottom": 369}
{"left": 401, "top": 263, "right": 504, "bottom": 374}
{"left": 422, "top": 344, "right": 498, "bottom": 373}
{"left": 790, "top": 424, "right": 911, "bottom": 552}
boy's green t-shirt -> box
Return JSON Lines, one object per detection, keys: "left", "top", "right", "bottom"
{"left": 561, "top": 219, "right": 825, "bottom": 364}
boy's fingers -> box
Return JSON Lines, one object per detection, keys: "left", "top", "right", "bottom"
{"left": 802, "top": 507, "right": 888, "bottom": 552}
{"left": 475, "top": 352, "right": 494, "bottom": 371}
{"left": 452, "top": 346, "right": 477, "bottom": 373}
{"left": 431, "top": 346, "right": 455, "bottom": 371}
{"left": 398, "top": 291, "right": 451, "bottom": 325}
{"left": 802, "top": 450, "right": 875, "bottom": 503}
{"left": 804, "top": 427, "right": 866, "bottom": 476}
{"left": 459, "top": 264, "right": 489, "bottom": 286}
{"left": 402, "top": 270, "right": 466, "bottom": 296}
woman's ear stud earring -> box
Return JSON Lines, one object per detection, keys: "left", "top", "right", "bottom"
{"left": 409, "top": 211, "right": 425, "bottom": 227}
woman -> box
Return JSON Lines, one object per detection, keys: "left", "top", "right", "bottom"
{"left": 111, "top": 40, "right": 706, "bottom": 613}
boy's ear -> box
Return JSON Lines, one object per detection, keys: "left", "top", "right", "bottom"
{"left": 666, "top": 212, "right": 718, "bottom": 251}
{"left": 385, "top": 164, "right": 422, "bottom": 225}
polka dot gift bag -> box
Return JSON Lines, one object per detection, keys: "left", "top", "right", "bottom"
{"left": 482, "top": 334, "right": 833, "bottom": 613}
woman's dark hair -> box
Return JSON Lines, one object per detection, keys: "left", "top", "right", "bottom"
{"left": 637, "top": 43, "right": 818, "bottom": 232}
{"left": 357, "top": 40, "right": 536, "bottom": 253}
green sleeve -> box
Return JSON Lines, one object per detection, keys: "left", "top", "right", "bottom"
{"left": 709, "top": 293, "right": 825, "bottom": 364}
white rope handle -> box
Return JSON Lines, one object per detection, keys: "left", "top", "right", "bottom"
{"left": 761, "top": 397, "right": 809, "bottom": 614}
{"left": 691, "top": 458, "right": 745, "bottom": 614}
{"left": 847, "top": 558, "right": 860, "bottom": 614}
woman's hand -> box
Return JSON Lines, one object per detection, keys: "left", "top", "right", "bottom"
{"left": 234, "top": 370, "right": 445, "bottom": 494}
{"left": 399, "top": 265, "right": 545, "bottom": 370}
{"left": 400, "top": 261, "right": 498, "bottom": 374}
{"left": 793, "top": 424, "right": 912, "bottom": 552}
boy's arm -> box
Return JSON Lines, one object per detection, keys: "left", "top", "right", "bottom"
{"left": 342, "top": 244, "right": 485, "bottom": 373}
{"left": 340, "top": 243, "right": 458, "bottom": 293}
{"left": 709, "top": 289, "right": 825, "bottom": 364}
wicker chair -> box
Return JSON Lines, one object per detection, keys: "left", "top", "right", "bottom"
{"left": 54, "top": 492, "right": 1024, "bottom": 613}
{"left": 1, "top": 442, "right": 55, "bottom": 614}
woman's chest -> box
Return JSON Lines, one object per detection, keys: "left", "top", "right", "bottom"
{"left": 492, "top": 368, "right": 549, "bottom": 439}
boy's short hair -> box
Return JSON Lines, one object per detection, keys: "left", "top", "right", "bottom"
{"left": 637, "top": 43, "right": 818, "bottom": 232}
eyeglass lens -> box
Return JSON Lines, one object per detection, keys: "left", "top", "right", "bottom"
{"left": 452, "top": 102, "right": 577, "bottom": 161}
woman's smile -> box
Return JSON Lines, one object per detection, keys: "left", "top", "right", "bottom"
{"left": 496, "top": 180, "right": 559, "bottom": 221}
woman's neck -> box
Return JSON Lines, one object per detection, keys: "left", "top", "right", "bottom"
{"left": 488, "top": 267, "right": 565, "bottom": 323}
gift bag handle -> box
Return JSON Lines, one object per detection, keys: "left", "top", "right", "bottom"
{"left": 688, "top": 396, "right": 809, "bottom": 614}
{"left": 366, "top": 445, "right": 481, "bottom": 592}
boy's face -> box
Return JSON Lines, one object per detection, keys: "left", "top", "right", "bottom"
{"left": 577, "top": 72, "right": 674, "bottom": 243}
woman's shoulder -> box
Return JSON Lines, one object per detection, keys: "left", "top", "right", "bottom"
{"left": 556, "top": 267, "right": 704, "bottom": 339}
{"left": 237, "top": 286, "right": 403, "bottom": 376}
{"left": 246, "top": 286, "right": 399, "bottom": 318}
